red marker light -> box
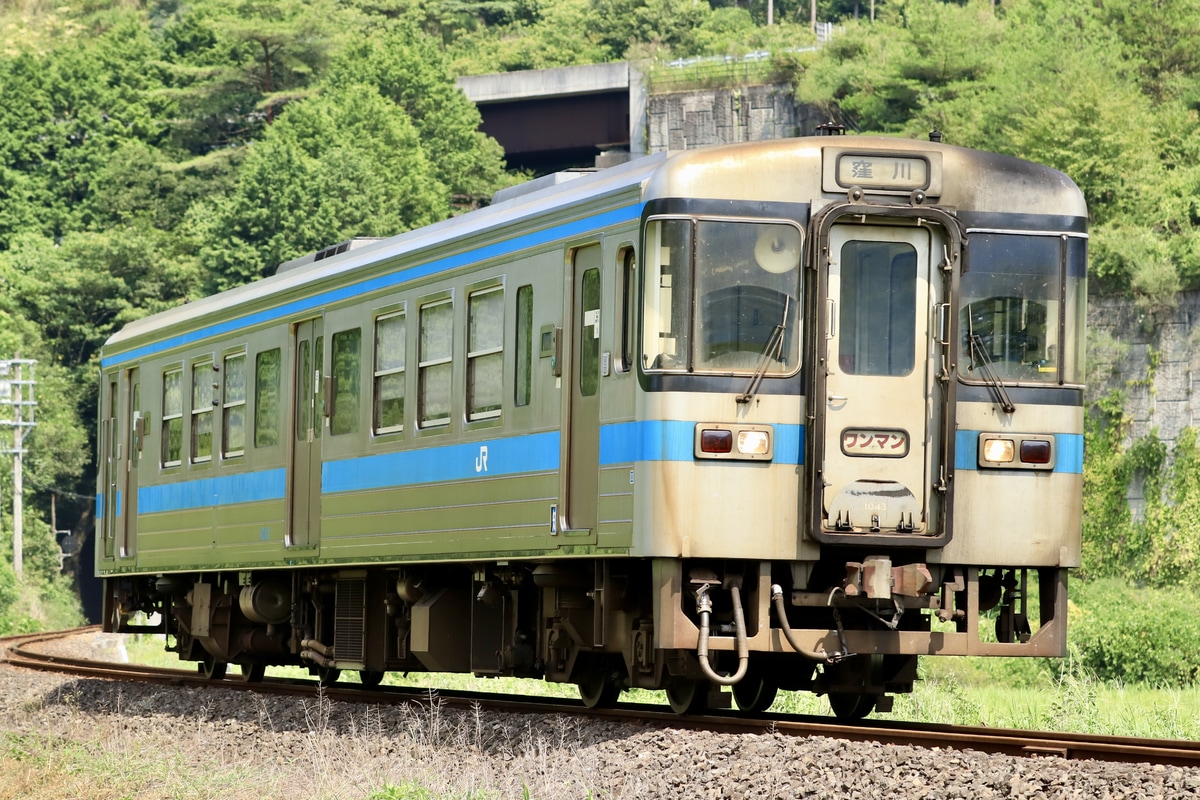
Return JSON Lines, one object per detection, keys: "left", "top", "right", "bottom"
{"left": 1020, "top": 440, "right": 1052, "bottom": 464}
{"left": 700, "top": 429, "right": 733, "bottom": 454}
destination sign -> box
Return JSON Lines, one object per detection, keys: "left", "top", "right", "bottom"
{"left": 836, "top": 154, "right": 930, "bottom": 191}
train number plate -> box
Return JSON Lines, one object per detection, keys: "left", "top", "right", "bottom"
{"left": 841, "top": 428, "right": 909, "bottom": 458}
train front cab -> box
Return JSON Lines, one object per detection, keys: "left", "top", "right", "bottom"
{"left": 637, "top": 140, "right": 1086, "bottom": 717}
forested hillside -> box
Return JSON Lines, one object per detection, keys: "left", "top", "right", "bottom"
{"left": 1, "top": 0, "right": 1199, "bottom": 629}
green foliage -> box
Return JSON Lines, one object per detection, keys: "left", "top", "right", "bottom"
{"left": 0, "top": 0, "right": 516, "bottom": 604}
{"left": 1068, "top": 579, "right": 1200, "bottom": 685}
{"left": 195, "top": 83, "right": 448, "bottom": 289}
{"left": 154, "top": 0, "right": 342, "bottom": 152}
{"left": 0, "top": 516, "right": 85, "bottom": 635}
{"left": 324, "top": 22, "right": 507, "bottom": 199}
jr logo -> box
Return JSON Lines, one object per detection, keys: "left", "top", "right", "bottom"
{"left": 475, "top": 445, "right": 489, "bottom": 473}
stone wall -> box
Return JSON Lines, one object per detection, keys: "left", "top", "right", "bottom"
{"left": 647, "top": 84, "right": 824, "bottom": 152}
{"left": 1087, "top": 292, "right": 1200, "bottom": 451}
{"left": 1088, "top": 292, "right": 1200, "bottom": 516}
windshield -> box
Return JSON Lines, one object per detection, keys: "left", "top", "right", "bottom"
{"left": 642, "top": 218, "right": 802, "bottom": 374}
{"left": 959, "top": 232, "right": 1085, "bottom": 385}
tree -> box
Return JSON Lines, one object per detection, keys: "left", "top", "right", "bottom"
{"left": 0, "top": 11, "right": 170, "bottom": 245}
{"left": 155, "top": 0, "right": 341, "bottom": 153}
{"left": 324, "top": 21, "right": 508, "bottom": 200}
{"left": 194, "top": 83, "right": 448, "bottom": 290}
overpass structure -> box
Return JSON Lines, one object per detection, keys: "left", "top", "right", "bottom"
{"left": 459, "top": 60, "right": 821, "bottom": 177}
{"left": 458, "top": 62, "right": 647, "bottom": 175}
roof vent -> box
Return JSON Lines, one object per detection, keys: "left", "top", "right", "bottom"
{"left": 275, "top": 238, "right": 384, "bottom": 275}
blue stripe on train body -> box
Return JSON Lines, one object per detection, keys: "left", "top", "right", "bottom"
{"left": 139, "top": 469, "right": 287, "bottom": 514}
{"left": 954, "top": 430, "right": 1084, "bottom": 474}
{"left": 132, "top": 425, "right": 1080, "bottom": 515}
{"left": 101, "top": 204, "right": 645, "bottom": 369}
{"left": 135, "top": 421, "right": 805, "bottom": 514}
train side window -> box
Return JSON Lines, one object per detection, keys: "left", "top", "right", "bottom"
{"left": 579, "top": 268, "right": 601, "bottom": 396}
{"left": 617, "top": 248, "right": 635, "bottom": 373}
{"left": 162, "top": 367, "right": 183, "bottom": 467}
{"left": 330, "top": 328, "right": 362, "bottom": 436}
{"left": 254, "top": 348, "right": 281, "bottom": 448}
{"left": 373, "top": 311, "right": 406, "bottom": 434}
{"left": 642, "top": 218, "right": 692, "bottom": 371}
{"left": 468, "top": 286, "right": 503, "bottom": 421}
{"left": 295, "top": 340, "right": 311, "bottom": 442}
{"left": 515, "top": 285, "right": 533, "bottom": 407}
{"left": 222, "top": 352, "right": 246, "bottom": 458}
{"left": 419, "top": 297, "right": 453, "bottom": 428}
{"left": 191, "top": 360, "right": 213, "bottom": 463}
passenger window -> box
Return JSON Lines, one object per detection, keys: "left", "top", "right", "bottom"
{"left": 515, "top": 285, "right": 533, "bottom": 407}
{"left": 162, "top": 368, "right": 183, "bottom": 466}
{"left": 222, "top": 352, "right": 246, "bottom": 458}
{"left": 468, "top": 287, "right": 503, "bottom": 421}
{"left": 254, "top": 348, "right": 281, "bottom": 448}
{"left": 579, "top": 268, "right": 600, "bottom": 397}
{"left": 331, "top": 328, "right": 362, "bottom": 436}
{"left": 419, "top": 298, "right": 453, "bottom": 428}
{"left": 374, "top": 311, "right": 406, "bottom": 434}
{"left": 191, "top": 361, "right": 213, "bottom": 463}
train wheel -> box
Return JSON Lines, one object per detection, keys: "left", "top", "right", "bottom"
{"left": 577, "top": 659, "right": 621, "bottom": 708}
{"left": 358, "top": 670, "right": 385, "bottom": 688}
{"left": 238, "top": 663, "right": 266, "bottom": 683}
{"left": 732, "top": 672, "right": 778, "bottom": 713}
{"left": 665, "top": 678, "right": 709, "bottom": 715}
{"left": 316, "top": 666, "right": 342, "bottom": 687}
{"left": 828, "top": 692, "right": 878, "bottom": 720}
{"left": 199, "top": 656, "right": 227, "bottom": 680}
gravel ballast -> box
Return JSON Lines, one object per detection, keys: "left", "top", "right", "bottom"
{"left": 2, "top": 634, "right": 1198, "bottom": 799}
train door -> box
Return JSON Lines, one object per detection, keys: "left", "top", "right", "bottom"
{"left": 289, "top": 317, "right": 323, "bottom": 548}
{"left": 101, "top": 375, "right": 118, "bottom": 561}
{"left": 560, "top": 244, "right": 602, "bottom": 537}
{"left": 119, "top": 366, "right": 141, "bottom": 558}
{"left": 818, "top": 224, "right": 938, "bottom": 536}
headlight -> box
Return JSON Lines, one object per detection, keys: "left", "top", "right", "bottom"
{"left": 981, "top": 438, "right": 1014, "bottom": 463}
{"left": 694, "top": 424, "right": 773, "bottom": 461}
{"left": 737, "top": 430, "right": 770, "bottom": 455}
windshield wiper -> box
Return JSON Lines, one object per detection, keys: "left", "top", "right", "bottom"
{"left": 968, "top": 333, "right": 1015, "bottom": 414}
{"left": 737, "top": 295, "right": 790, "bottom": 405}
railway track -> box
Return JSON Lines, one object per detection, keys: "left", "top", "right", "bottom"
{"left": 5, "top": 627, "right": 1200, "bottom": 770}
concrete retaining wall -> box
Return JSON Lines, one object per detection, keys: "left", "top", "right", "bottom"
{"left": 647, "top": 84, "right": 824, "bottom": 152}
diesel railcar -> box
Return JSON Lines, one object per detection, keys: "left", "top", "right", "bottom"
{"left": 97, "top": 133, "right": 1086, "bottom": 717}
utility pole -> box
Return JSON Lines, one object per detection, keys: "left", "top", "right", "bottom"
{"left": 0, "top": 359, "right": 37, "bottom": 580}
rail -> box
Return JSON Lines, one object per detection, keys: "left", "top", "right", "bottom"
{"left": 4, "top": 627, "right": 1199, "bottom": 769}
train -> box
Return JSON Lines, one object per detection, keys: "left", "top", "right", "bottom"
{"left": 96, "top": 131, "right": 1086, "bottom": 718}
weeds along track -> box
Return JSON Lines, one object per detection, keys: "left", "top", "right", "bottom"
{"left": 6, "top": 627, "right": 1200, "bottom": 770}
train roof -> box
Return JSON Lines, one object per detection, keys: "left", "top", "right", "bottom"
{"left": 101, "top": 136, "right": 1086, "bottom": 368}
{"left": 101, "top": 152, "right": 667, "bottom": 364}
